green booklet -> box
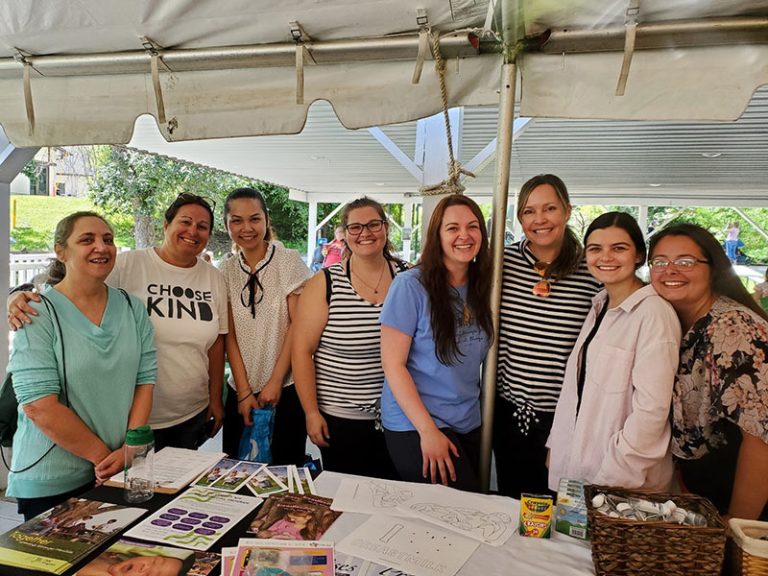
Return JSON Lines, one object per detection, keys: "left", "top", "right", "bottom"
{"left": 0, "top": 497, "right": 146, "bottom": 574}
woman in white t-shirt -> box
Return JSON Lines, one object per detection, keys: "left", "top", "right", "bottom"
{"left": 9, "top": 194, "right": 228, "bottom": 452}
{"left": 220, "top": 188, "right": 311, "bottom": 464}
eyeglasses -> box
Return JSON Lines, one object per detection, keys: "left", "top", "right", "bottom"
{"left": 174, "top": 192, "right": 216, "bottom": 212}
{"left": 532, "top": 260, "right": 551, "bottom": 297}
{"left": 648, "top": 257, "right": 710, "bottom": 270}
{"left": 345, "top": 219, "right": 385, "bottom": 236}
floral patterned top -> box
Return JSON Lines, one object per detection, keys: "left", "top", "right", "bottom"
{"left": 672, "top": 295, "right": 768, "bottom": 460}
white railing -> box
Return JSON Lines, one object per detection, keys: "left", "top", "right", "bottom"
{"left": 9, "top": 252, "right": 55, "bottom": 287}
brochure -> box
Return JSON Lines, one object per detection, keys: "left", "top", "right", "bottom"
{"left": 231, "top": 538, "right": 334, "bottom": 576}
{"left": 0, "top": 498, "right": 145, "bottom": 575}
{"left": 245, "top": 466, "right": 289, "bottom": 497}
{"left": 74, "top": 539, "right": 220, "bottom": 576}
{"left": 248, "top": 493, "right": 340, "bottom": 541}
{"left": 107, "top": 447, "right": 226, "bottom": 494}
{"left": 123, "top": 486, "right": 263, "bottom": 550}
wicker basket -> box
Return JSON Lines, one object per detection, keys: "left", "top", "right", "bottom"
{"left": 728, "top": 518, "right": 768, "bottom": 576}
{"left": 584, "top": 484, "right": 726, "bottom": 576}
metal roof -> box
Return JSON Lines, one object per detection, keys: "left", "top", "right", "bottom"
{"left": 129, "top": 85, "right": 768, "bottom": 207}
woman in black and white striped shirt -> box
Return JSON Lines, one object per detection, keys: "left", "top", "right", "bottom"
{"left": 494, "top": 175, "right": 601, "bottom": 498}
{"left": 293, "top": 198, "right": 406, "bottom": 479}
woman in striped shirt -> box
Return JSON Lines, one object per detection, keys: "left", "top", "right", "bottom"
{"left": 292, "top": 198, "right": 406, "bottom": 479}
{"left": 494, "top": 175, "right": 601, "bottom": 498}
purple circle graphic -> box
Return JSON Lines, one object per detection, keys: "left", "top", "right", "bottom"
{"left": 188, "top": 512, "right": 208, "bottom": 519}
{"left": 195, "top": 528, "right": 216, "bottom": 535}
{"left": 151, "top": 519, "right": 171, "bottom": 527}
{"left": 210, "top": 516, "right": 230, "bottom": 523}
{"left": 160, "top": 514, "right": 180, "bottom": 521}
{"left": 173, "top": 523, "right": 194, "bottom": 531}
{"left": 168, "top": 508, "right": 187, "bottom": 515}
{"left": 202, "top": 521, "right": 223, "bottom": 529}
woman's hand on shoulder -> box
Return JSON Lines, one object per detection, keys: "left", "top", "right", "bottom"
{"left": 7, "top": 290, "right": 41, "bottom": 331}
{"left": 419, "top": 427, "right": 459, "bottom": 486}
{"left": 305, "top": 411, "right": 330, "bottom": 448}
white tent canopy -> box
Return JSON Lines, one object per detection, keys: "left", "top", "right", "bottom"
{"left": 1, "top": 1, "right": 767, "bottom": 147}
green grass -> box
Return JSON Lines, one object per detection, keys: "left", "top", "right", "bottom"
{"left": 9, "top": 195, "right": 135, "bottom": 252}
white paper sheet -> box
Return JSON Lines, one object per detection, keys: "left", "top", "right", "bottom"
{"left": 337, "top": 515, "right": 479, "bottom": 576}
{"left": 331, "top": 477, "right": 418, "bottom": 515}
{"left": 107, "top": 447, "right": 226, "bottom": 493}
{"left": 396, "top": 484, "right": 517, "bottom": 546}
{"left": 123, "top": 487, "right": 262, "bottom": 550}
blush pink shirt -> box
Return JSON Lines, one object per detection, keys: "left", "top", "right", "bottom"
{"left": 547, "top": 284, "right": 681, "bottom": 492}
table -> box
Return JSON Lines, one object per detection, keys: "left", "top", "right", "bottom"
{"left": 7, "top": 471, "right": 596, "bottom": 576}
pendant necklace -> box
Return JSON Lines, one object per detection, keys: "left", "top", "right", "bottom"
{"left": 351, "top": 260, "right": 387, "bottom": 294}
{"left": 532, "top": 260, "right": 552, "bottom": 297}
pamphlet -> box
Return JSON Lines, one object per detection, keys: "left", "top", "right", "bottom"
{"left": 248, "top": 493, "right": 340, "bottom": 541}
{"left": 107, "top": 447, "right": 226, "bottom": 494}
{"left": 123, "top": 486, "right": 263, "bottom": 551}
{"left": 231, "top": 538, "right": 334, "bottom": 576}
{"left": 74, "top": 539, "right": 220, "bottom": 576}
{"left": 0, "top": 498, "right": 145, "bottom": 574}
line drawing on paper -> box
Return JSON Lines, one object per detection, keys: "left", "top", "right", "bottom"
{"left": 409, "top": 502, "right": 511, "bottom": 543}
{"left": 364, "top": 480, "right": 414, "bottom": 508}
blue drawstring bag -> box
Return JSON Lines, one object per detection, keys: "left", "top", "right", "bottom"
{"left": 238, "top": 406, "right": 275, "bottom": 463}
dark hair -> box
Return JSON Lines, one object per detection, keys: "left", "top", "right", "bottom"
{"left": 584, "top": 211, "right": 647, "bottom": 269}
{"left": 164, "top": 193, "right": 214, "bottom": 228}
{"left": 649, "top": 223, "right": 768, "bottom": 321}
{"left": 340, "top": 197, "right": 395, "bottom": 261}
{"left": 517, "top": 174, "right": 582, "bottom": 279}
{"left": 223, "top": 187, "right": 271, "bottom": 242}
{"left": 48, "top": 211, "right": 113, "bottom": 285}
{"left": 419, "top": 194, "right": 493, "bottom": 365}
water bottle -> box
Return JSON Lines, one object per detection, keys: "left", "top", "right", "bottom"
{"left": 124, "top": 425, "right": 155, "bottom": 503}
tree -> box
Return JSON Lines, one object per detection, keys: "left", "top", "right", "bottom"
{"left": 89, "top": 145, "right": 319, "bottom": 254}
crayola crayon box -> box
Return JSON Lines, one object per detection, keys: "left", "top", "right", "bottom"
{"left": 518, "top": 493, "right": 553, "bottom": 538}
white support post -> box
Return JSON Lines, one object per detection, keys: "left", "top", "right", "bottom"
{"left": 401, "top": 201, "right": 414, "bottom": 262}
{"left": 306, "top": 200, "right": 318, "bottom": 265}
{"left": 638, "top": 205, "right": 648, "bottom": 236}
{"left": 0, "top": 132, "right": 38, "bottom": 489}
{"left": 419, "top": 108, "right": 463, "bottom": 235}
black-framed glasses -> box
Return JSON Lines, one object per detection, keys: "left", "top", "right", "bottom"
{"left": 174, "top": 192, "right": 216, "bottom": 212}
{"left": 649, "top": 257, "right": 710, "bottom": 270}
{"left": 345, "top": 219, "right": 385, "bottom": 236}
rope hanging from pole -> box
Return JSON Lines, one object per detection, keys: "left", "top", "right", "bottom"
{"left": 419, "top": 30, "right": 475, "bottom": 197}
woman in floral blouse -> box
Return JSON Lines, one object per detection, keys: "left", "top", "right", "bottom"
{"left": 648, "top": 223, "right": 768, "bottom": 520}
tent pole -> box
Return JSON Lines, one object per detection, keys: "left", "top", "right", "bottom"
{"left": 479, "top": 60, "right": 517, "bottom": 492}
{"left": 306, "top": 200, "right": 318, "bottom": 265}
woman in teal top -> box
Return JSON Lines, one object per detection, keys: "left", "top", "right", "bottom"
{"left": 7, "top": 212, "right": 156, "bottom": 520}
{"left": 380, "top": 195, "right": 493, "bottom": 492}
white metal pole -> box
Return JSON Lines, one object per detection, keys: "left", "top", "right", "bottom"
{"left": 306, "top": 200, "right": 318, "bottom": 265}
{"left": 401, "top": 201, "right": 414, "bottom": 262}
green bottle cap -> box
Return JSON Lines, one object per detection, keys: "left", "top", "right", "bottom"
{"left": 125, "top": 425, "right": 154, "bottom": 446}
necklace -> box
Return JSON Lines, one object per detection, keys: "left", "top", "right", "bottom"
{"left": 351, "top": 260, "right": 387, "bottom": 294}
{"left": 461, "top": 301, "right": 472, "bottom": 326}
{"left": 532, "top": 260, "right": 552, "bottom": 297}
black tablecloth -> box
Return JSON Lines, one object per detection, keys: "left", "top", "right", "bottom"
{"left": 6, "top": 484, "right": 256, "bottom": 576}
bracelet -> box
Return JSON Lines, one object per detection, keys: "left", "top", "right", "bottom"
{"left": 237, "top": 392, "right": 253, "bottom": 404}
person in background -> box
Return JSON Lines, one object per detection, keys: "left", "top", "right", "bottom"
{"left": 751, "top": 268, "right": 768, "bottom": 313}
{"left": 322, "top": 226, "right": 346, "bottom": 268}
{"left": 310, "top": 239, "right": 327, "bottom": 272}
{"left": 220, "top": 187, "right": 311, "bottom": 464}
{"left": 6, "top": 212, "right": 156, "bottom": 520}
{"left": 380, "top": 194, "right": 492, "bottom": 491}
{"left": 9, "top": 194, "right": 228, "bottom": 452}
{"left": 547, "top": 212, "right": 680, "bottom": 492}
{"left": 648, "top": 223, "right": 768, "bottom": 520}
{"left": 293, "top": 198, "right": 406, "bottom": 479}
{"left": 494, "top": 174, "right": 601, "bottom": 498}
{"left": 725, "top": 221, "right": 740, "bottom": 263}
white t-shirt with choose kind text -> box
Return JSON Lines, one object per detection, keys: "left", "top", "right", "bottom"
{"left": 108, "top": 248, "right": 228, "bottom": 428}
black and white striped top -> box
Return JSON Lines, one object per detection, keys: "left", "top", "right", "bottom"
{"left": 496, "top": 240, "right": 601, "bottom": 432}
{"left": 315, "top": 261, "right": 405, "bottom": 420}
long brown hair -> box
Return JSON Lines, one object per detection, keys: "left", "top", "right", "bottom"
{"left": 649, "top": 223, "right": 768, "bottom": 321}
{"left": 517, "top": 174, "right": 582, "bottom": 279}
{"left": 419, "top": 195, "right": 493, "bottom": 365}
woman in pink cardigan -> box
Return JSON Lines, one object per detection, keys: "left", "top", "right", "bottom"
{"left": 547, "top": 212, "right": 681, "bottom": 491}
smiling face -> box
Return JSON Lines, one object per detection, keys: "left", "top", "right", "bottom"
{"left": 439, "top": 205, "right": 482, "bottom": 270}
{"left": 55, "top": 216, "right": 116, "bottom": 282}
{"left": 649, "top": 235, "right": 714, "bottom": 312}
{"left": 519, "top": 183, "right": 571, "bottom": 254}
{"left": 344, "top": 206, "right": 388, "bottom": 258}
{"left": 162, "top": 204, "right": 211, "bottom": 263}
{"left": 107, "top": 555, "right": 183, "bottom": 576}
{"left": 585, "top": 226, "right": 642, "bottom": 289}
{"left": 225, "top": 197, "right": 268, "bottom": 251}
